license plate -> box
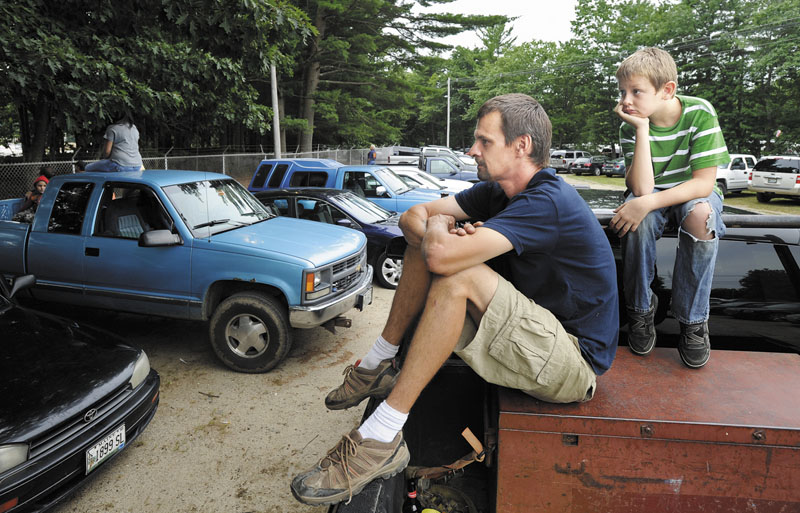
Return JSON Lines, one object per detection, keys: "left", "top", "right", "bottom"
{"left": 768, "top": 177, "right": 778, "bottom": 183}
{"left": 86, "top": 424, "right": 125, "bottom": 474}
{"left": 357, "top": 287, "right": 373, "bottom": 310}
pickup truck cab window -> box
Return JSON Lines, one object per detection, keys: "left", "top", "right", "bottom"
{"left": 48, "top": 182, "right": 94, "bottom": 234}
{"left": 268, "top": 164, "right": 289, "bottom": 187}
{"left": 430, "top": 159, "right": 457, "bottom": 176}
{"left": 289, "top": 172, "right": 328, "bottom": 187}
{"left": 163, "top": 179, "right": 273, "bottom": 238}
{"left": 251, "top": 164, "right": 273, "bottom": 189}
{"left": 94, "top": 185, "right": 173, "bottom": 239}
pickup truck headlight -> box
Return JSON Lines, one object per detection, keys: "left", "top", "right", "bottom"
{"left": 129, "top": 351, "right": 151, "bottom": 390}
{"left": 304, "top": 268, "right": 333, "bottom": 301}
{"left": 0, "top": 444, "right": 28, "bottom": 474}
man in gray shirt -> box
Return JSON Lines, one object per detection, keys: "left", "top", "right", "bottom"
{"left": 85, "top": 112, "right": 143, "bottom": 172}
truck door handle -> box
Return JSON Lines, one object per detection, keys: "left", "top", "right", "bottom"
{"left": 85, "top": 247, "right": 100, "bottom": 257}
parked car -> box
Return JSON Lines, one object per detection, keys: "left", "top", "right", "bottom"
{"left": 570, "top": 156, "right": 608, "bottom": 176}
{"left": 748, "top": 156, "right": 800, "bottom": 202}
{"left": 716, "top": 153, "right": 757, "bottom": 194}
{"left": 550, "top": 149, "right": 591, "bottom": 172}
{"left": 0, "top": 274, "right": 160, "bottom": 513}
{"left": 419, "top": 146, "right": 479, "bottom": 174}
{"left": 254, "top": 188, "right": 406, "bottom": 289}
{"left": 603, "top": 157, "right": 627, "bottom": 177}
{"left": 391, "top": 166, "right": 473, "bottom": 195}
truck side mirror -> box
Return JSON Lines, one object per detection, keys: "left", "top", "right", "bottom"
{"left": 139, "top": 229, "right": 182, "bottom": 247}
{"left": 8, "top": 274, "right": 36, "bottom": 298}
{"left": 376, "top": 186, "right": 389, "bottom": 197}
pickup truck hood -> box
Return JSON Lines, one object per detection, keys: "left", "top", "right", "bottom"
{"left": 400, "top": 188, "right": 444, "bottom": 201}
{"left": 208, "top": 216, "right": 365, "bottom": 267}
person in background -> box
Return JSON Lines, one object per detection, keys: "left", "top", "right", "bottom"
{"left": 13, "top": 175, "right": 49, "bottom": 222}
{"left": 367, "top": 144, "right": 377, "bottom": 164}
{"left": 85, "top": 111, "right": 144, "bottom": 173}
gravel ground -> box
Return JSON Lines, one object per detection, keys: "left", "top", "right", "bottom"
{"left": 51, "top": 286, "right": 397, "bottom": 513}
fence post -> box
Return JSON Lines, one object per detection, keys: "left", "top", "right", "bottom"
{"left": 70, "top": 147, "right": 81, "bottom": 173}
{"left": 222, "top": 146, "right": 229, "bottom": 175}
{"left": 164, "top": 146, "right": 174, "bottom": 170}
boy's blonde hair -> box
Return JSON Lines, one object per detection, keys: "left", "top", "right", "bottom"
{"left": 616, "top": 47, "right": 678, "bottom": 92}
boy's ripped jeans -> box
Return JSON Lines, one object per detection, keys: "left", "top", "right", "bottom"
{"left": 621, "top": 189, "right": 726, "bottom": 325}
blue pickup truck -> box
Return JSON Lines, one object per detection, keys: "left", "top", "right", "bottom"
{"left": 0, "top": 170, "right": 373, "bottom": 373}
{"left": 247, "top": 158, "right": 444, "bottom": 212}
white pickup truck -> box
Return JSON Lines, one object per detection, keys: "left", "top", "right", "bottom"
{"left": 716, "top": 153, "right": 757, "bottom": 194}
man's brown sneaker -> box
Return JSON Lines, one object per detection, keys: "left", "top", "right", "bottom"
{"left": 325, "top": 359, "right": 398, "bottom": 410}
{"left": 290, "top": 429, "right": 410, "bottom": 505}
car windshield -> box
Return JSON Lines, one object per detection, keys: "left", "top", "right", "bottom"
{"left": 406, "top": 172, "right": 444, "bottom": 190}
{"left": 332, "top": 191, "right": 395, "bottom": 223}
{"left": 163, "top": 179, "right": 274, "bottom": 238}
{"left": 753, "top": 159, "right": 800, "bottom": 174}
{"left": 375, "top": 167, "right": 411, "bottom": 194}
{"left": 398, "top": 175, "right": 422, "bottom": 189}
{"left": 458, "top": 155, "right": 476, "bottom": 166}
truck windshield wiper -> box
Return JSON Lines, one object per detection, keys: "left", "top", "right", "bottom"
{"left": 193, "top": 218, "right": 231, "bottom": 229}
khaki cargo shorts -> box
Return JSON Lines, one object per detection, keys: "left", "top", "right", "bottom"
{"left": 454, "top": 276, "right": 597, "bottom": 403}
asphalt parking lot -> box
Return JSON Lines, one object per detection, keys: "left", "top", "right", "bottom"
{"left": 50, "top": 286, "right": 396, "bottom": 513}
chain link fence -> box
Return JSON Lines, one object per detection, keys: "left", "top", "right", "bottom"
{"left": 0, "top": 147, "right": 371, "bottom": 199}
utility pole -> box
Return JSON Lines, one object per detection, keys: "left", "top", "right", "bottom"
{"left": 271, "top": 63, "right": 282, "bottom": 158}
{"left": 446, "top": 76, "right": 451, "bottom": 148}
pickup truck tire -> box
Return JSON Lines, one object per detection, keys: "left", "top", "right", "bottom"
{"left": 756, "top": 192, "right": 773, "bottom": 203}
{"left": 376, "top": 250, "right": 403, "bottom": 289}
{"left": 209, "top": 293, "right": 291, "bottom": 373}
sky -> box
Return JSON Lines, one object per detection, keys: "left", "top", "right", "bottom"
{"left": 421, "top": 0, "right": 578, "bottom": 49}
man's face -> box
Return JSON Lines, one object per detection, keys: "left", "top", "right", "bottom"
{"left": 35, "top": 181, "right": 47, "bottom": 194}
{"left": 468, "top": 111, "right": 515, "bottom": 182}
{"left": 618, "top": 75, "right": 663, "bottom": 119}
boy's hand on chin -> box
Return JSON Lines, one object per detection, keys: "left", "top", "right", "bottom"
{"left": 614, "top": 103, "right": 649, "bottom": 130}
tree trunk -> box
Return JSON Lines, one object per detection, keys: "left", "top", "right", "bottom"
{"left": 25, "top": 93, "right": 50, "bottom": 162}
{"left": 299, "top": 10, "right": 326, "bottom": 153}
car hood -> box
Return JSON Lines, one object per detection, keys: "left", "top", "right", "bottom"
{"left": 400, "top": 188, "right": 444, "bottom": 200}
{"left": 207, "top": 216, "right": 365, "bottom": 267}
{"left": 0, "top": 305, "right": 138, "bottom": 442}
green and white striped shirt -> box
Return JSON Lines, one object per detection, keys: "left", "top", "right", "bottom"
{"left": 619, "top": 95, "right": 730, "bottom": 189}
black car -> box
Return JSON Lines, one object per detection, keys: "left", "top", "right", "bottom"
{"left": 255, "top": 188, "right": 406, "bottom": 289}
{"left": 0, "top": 275, "right": 160, "bottom": 513}
{"left": 569, "top": 156, "right": 608, "bottom": 176}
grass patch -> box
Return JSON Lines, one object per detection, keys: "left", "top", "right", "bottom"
{"left": 721, "top": 191, "right": 800, "bottom": 215}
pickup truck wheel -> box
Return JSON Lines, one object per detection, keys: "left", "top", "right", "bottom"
{"left": 717, "top": 180, "right": 727, "bottom": 195}
{"left": 756, "top": 192, "right": 772, "bottom": 203}
{"left": 376, "top": 250, "right": 403, "bottom": 289}
{"left": 209, "top": 293, "right": 291, "bottom": 373}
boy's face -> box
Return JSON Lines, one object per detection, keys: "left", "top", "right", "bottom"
{"left": 618, "top": 75, "right": 666, "bottom": 119}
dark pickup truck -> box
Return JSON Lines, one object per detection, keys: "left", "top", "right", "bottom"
{"left": 332, "top": 189, "right": 800, "bottom": 513}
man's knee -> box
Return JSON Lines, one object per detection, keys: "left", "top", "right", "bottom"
{"left": 429, "top": 265, "right": 498, "bottom": 312}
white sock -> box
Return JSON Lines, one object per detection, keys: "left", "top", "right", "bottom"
{"left": 358, "top": 401, "right": 408, "bottom": 443}
{"left": 359, "top": 335, "right": 399, "bottom": 370}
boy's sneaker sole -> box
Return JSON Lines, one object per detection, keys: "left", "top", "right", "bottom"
{"left": 291, "top": 430, "right": 410, "bottom": 506}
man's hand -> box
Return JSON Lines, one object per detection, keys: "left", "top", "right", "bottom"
{"left": 610, "top": 195, "right": 656, "bottom": 237}
{"left": 450, "top": 221, "right": 484, "bottom": 236}
{"left": 614, "top": 103, "right": 649, "bottom": 130}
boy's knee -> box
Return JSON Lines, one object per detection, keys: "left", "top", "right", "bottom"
{"left": 681, "top": 201, "right": 714, "bottom": 240}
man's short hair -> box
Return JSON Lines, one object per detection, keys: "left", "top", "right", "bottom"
{"left": 616, "top": 47, "right": 678, "bottom": 91}
{"left": 476, "top": 93, "right": 552, "bottom": 168}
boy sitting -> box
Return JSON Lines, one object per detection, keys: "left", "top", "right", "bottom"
{"left": 609, "top": 47, "right": 729, "bottom": 368}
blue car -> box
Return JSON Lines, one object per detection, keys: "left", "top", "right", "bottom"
{"left": 254, "top": 188, "right": 407, "bottom": 289}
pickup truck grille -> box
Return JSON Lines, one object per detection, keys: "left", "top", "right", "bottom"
{"left": 333, "top": 272, "right": 359, "bottom": 291}
{"left": 333, "top": 254, "right": 361, "bottom": 275}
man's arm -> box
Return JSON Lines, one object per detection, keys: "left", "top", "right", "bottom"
{"left": 399, "top": 195, "right": 468, "bottom": 248}
{"left": 422, "top": 217, "right": 513, "bottom": 276}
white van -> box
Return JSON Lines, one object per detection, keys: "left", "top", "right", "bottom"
{"left": 716, "top": 154, "right": 757, "bottom": 194}
{"left": 550, "top": 150, "right": 591, "bottom": 172}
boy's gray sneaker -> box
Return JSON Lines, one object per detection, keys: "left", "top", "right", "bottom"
{"left": 325, "top": 359, "right": 398, "bottom": 410}
{"left": 626, "top": 294, "right": 658, "bottom": 356}
{"left": 290, "top": 429, "right": 410, "bottom": 505}
{"left": 679, "top": 321, "right": 710, "bottom": 368}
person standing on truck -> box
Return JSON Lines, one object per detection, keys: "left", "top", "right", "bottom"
{"left": 367, "top": 144, "right": 377, "bottom": 164}
{"left": 291, "top": 93, "right": 619, "bottom": 506}
{"left": 85, "top": 111, "right": 144, "bottom": 173}
{"left": 609, "top": 47, "right": 729, "bottom": 368}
